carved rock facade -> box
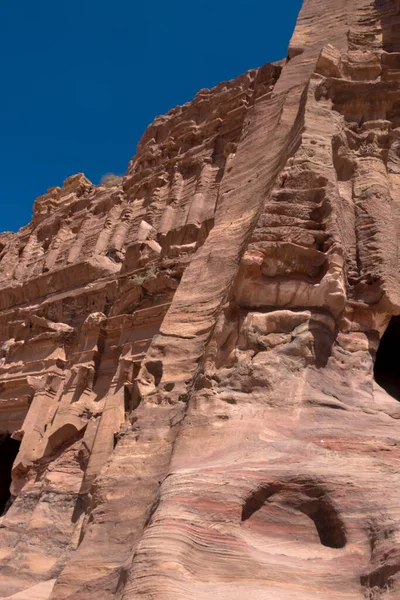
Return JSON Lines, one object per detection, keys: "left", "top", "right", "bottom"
{"left": 2, "top": 1, "right": 400, "bottom": 598}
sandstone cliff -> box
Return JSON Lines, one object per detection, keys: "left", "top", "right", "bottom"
{"left": 1, "top": 1, "right": 400, "bottom": 598}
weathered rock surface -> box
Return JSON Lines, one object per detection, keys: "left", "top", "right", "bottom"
{"left": 2, "top": 0, "right": 400, "bottom": 598}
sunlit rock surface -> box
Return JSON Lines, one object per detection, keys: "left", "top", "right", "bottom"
{"left": 2, "top": 1, "right": 400, "bottom": 598}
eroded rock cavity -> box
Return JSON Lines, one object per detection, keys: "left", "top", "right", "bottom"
{"left": 0, "top": 436, "right": 20, "bottom": 515}
{"left": 374, "top": 315, "right": 400, "bottom": 400}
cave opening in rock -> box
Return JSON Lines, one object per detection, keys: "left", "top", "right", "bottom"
{"left": 374, "top": 316, "right": 400, "bottom": 401}
{"left": 0, "top": 435, "right": 20, "bottom": 515}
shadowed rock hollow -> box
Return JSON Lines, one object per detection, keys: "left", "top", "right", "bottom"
{"left": 2, "top": 0, "right": 400, "bottom": 598}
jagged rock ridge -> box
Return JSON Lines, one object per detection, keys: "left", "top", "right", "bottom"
{"left": 1, "top": 1, "right": 400, "bottom": 598}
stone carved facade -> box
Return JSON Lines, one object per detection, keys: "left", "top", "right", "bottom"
{"left": 2, "top": 1, "right": 400, "bottom": 598}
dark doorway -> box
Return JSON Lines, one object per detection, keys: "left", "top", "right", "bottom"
{"left": 374, "top": 316, "right": 400, "bottom": 401}
{"left": 0, "top": 435, "right": 20, "bottom": 515}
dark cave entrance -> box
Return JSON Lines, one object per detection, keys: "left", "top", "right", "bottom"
{"left": 374, "top": 316, "right": 400, "bottom": 401}
{"left": 0, "top": 435, "right": 20, "bottom": 515}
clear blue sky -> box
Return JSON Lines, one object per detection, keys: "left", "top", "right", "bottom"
{"left": 0, "top": 0, "right": 303, "bottom": 232}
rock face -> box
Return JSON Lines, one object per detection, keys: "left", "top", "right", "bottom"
{"left": 2, "top": 1, "right": 400, "bottom": 598}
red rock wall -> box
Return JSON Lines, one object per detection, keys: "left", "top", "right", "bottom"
{"left": 2, "top": 1, "right": 400, "bottom": 598}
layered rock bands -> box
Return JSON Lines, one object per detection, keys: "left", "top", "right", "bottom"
{"left": 2, "top": 1, "right": 400, "bottom": 598}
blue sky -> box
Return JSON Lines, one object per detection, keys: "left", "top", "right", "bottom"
{"left": 0, "top": 0, "right": 303, "bottom": 232}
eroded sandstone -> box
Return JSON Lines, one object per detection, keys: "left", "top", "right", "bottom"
{"left": 1, "top": 1, "right": 400, "bottom": 598}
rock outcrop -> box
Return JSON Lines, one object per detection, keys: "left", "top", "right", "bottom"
{"left": 2, "top": 1, "right": 400, "bottom": 598}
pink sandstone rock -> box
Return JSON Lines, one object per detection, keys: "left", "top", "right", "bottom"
{"left": 2, "top": 1, "right": 400, "bottom": 598}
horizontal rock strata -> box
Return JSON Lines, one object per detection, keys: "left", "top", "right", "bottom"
{"left": 2, "top": 1, "right": 400, "bottom": 599}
